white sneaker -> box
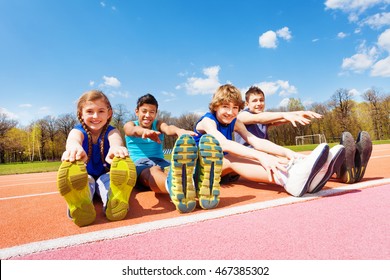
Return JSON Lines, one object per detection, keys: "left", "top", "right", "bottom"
{"left": 283, "top": 143, "right": 329, "bottom": 197}
{"left": 308, "top": 145, "right": 345, "bottom": 193}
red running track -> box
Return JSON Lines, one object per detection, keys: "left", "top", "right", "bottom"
{"left": 0, "top": 144, "right": 389, "bottom": 260}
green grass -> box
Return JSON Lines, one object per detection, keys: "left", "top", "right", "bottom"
{"left": 373, "top": 139, "right": 390, "bottom": 145}
{"left": 285, "top": 142, "right": 342, "bottom": 152}
{"left": 1, "top": 140, "right": 389, "bottom": 176}
{"left": 0, "top": 161, "right": 62, "bottom": 176}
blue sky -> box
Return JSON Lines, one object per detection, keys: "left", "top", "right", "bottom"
{"left": 1, "top": 0, "right": 389, "bottom": 126}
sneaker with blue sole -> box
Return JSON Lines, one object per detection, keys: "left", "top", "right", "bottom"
{"left": 105, "top": 156, "right": 137, "bottom": 221}
{"left": 196, "top": 134, "right": 223, "bottom": 210}
{"left": 167, "top": 134, "right": 198, "bottom": 213}
{"left": 308, "top": 144, "right": 345, "bottom": 193}
{"left": 354, "top": 131, "right": 372, "bottom": 183}
{"left": 57, "top": 161, "right": 96, "bottom": 227}
{"left": 284, "top": 143, "right": 329, "bottom": 197}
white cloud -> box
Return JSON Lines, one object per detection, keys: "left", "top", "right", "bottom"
{"left": 342, "top": 52, "right": 375, "bottom": 72}
{"left": 370, "top": 28, "right": 390, "bottom": 76}
{"left": 341, "top": 40, "right": 379, "bottom": 73}
{"left": 325, "top": 0, "right": 390, "bottom": 14}
{"left": 279, "top": 98, "right": 290, "bottom": 108}
{"left": 337, "top": 32, "right": 348, "bottom": 38}
{"left": 371, "top": 56, "right": 390, "bottom": 76}
{"left": 277, "top": 80, "right": 298, "bottom": 96}
{"left": 250, "top": 80, "right": 297, "bottom": 97}
{"left": 327, "top": 2, "right": 390, "bottom": 77}
{"left": 348, "top": 13, "right": 360, "bottom": 23}
{"left": 361, "top": 12, "right": 390, "bottom": 29}
{"left": 89, "top": 80, "right": 95, "bottom": 87}
{"left": 259, "top": 27, "right": 292, "bottom": 49}
{"left": 341, "top": 29, "right": 390, "bottom": 76}
{"left": 276, "top": 27, "right": 292, "bottom": 41}
{"left": 349, "top": 88, "right": 361, "bottom": 97}
{"left": 259, "top": 31, "right": 277, "bottom": 48}
{"left": 0, "top": 107, "right": 18, "bottom": 119}
{"left": 101, "top": 76, "right": 121, "bottom": 88}
{"left": 182, "top": 66, "right": 221, "bottom": 95}
{"left": 378, "top": 28, "right": 390, "bottom": 51}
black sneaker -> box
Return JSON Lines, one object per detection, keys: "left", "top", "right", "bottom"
{"left": 337, "top": 132, "right": 356, "bottom": 184}
{"left": 354, "top": 131, "right": 372, "bottom": 182}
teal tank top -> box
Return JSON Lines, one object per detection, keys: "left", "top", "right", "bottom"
{"left": 125, "top": 119, "right": 164, "bottom": 162}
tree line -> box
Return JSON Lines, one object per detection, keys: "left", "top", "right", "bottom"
{"left": 0, "top": 88, "right": 389, "bottom": 163}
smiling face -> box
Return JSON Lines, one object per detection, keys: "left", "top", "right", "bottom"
{"left": 135, "top": 103, "right": 157, "bottom": 129}
{"left": 215, "top": 102, "right": 240, "bottom": 125}
{"left": 209, "top": 84, "right": 244, "bottom": 125}
{"left": 80, "top": 98, "right": 112, "bottom": 135}
{"left": 246, "top": 93, "right": 265, "bottom": 114}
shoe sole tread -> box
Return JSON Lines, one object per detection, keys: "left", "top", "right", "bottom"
{"left": 106, "top": 157, "right": 136, "bottom": 221}
{"left": 198, "top": 135, "right": 223, "bottom": 209}
{"left": 169, "top": 135, "right": 197, "bottom": 213}
{"left": 56, "top": 161, "right": 96, "bottom": 227}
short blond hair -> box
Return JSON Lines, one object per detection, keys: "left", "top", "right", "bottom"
{"left": 209, "top": 84, "right": 245, "bottom": 112}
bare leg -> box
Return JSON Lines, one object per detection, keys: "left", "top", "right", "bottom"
{"left": 222, "top": 154, "right": 280, "bottom": 185}
{"left": 138, "top": 166, "right": 169, "bottom": 194}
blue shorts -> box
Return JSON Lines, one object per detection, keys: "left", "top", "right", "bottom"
{"left": 134, "top": 157, "right": 170, "bottom": 176}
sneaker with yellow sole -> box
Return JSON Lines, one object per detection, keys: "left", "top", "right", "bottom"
{"left": 57, "top": 161, "right": 96, "bottom": 227}
{"left": 105, "top": 157, "right": 137, "bottom": 221}
{"left": 167, "top": 134, "right": 198, "bottom": 213}
{"left": 196, "top": 134, "right": 223, "bottom": 210}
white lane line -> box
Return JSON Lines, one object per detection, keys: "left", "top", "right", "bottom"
{"left": 0, "top": 192, "right": 58, "bottom": 201}
{"left": 371, "top": 155, "right": 390, "bottom": 159}
{"left": 0, "top": 181, "right": 56, "bottom": 188}
{"left": 1, "top": 177, "right": 389, "bottom": 260}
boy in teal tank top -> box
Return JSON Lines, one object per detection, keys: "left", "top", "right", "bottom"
{"left": 124, "top": 94, "right": 196, "bottom": 195}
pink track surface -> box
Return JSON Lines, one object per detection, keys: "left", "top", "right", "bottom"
{"left": 13, "top": 184, "right": 390, "bottom": 260}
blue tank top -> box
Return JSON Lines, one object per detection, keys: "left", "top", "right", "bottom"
{"left": 74, "top": 123, "right": 114, "bottom": 178}
{"left": 234, "top": 108, "right": 269, "bottom": 146}
{"left": 125, "top": 119, "right": 164, "bottom": 162}
{"left": 193, "top": 112, "right": 236, "bottom": 146}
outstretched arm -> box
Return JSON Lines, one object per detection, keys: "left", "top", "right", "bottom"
{"left": 235, "top": 119, "right": 300, "bottom": 160}
{"left": 124, "top": 120, "right": 162, "bottom": 143}
{"left": 105, "top": 129, "right": 129, "bottom": 164}
{"left": 61, "top": 129, "right": 87, "bottom": 162}
{"left": 159, "top": 122, "right": 197, "bottom": 137}
{"left": 196, "top": 117, "right": 288, "bottom": 182}
{"left": 238, "top": 110, "right": 322, "bottom": 127}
